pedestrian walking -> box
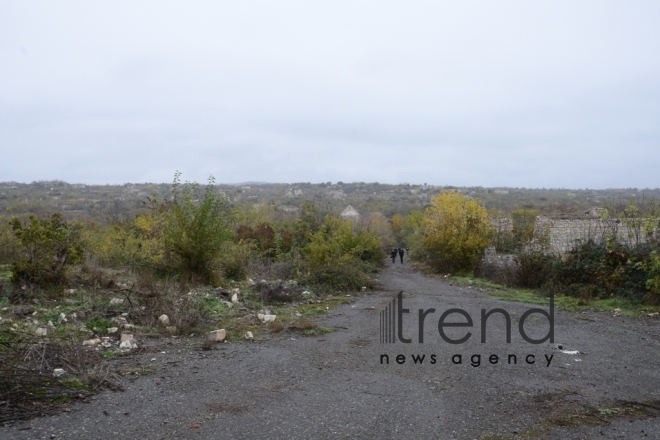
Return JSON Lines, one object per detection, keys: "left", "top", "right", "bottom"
{"left": 391, "top": 248, "right": 397, "bottom": 263}
{"left": 398, "top": 247, "right": 404, "bottom": 263}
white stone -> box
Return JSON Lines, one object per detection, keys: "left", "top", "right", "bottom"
{"left": 232, "top": 288, "right": 240, "bottom": 294}
{"left": 107, "top": 327, "right": 118, "bottom": 334}
{"left": 53, "top": 368, "right": 66, "bottom": 377}
{"left": 123, "top": 324, "right": 135, "bottom": 330}
{"left": 35, "top": 327, "right": 48, "bottom": 336}
{"left": 263, "top": 315, "right": 276, "bottom": 323}
{"left": 58, "top": 313, "right": 67, "bottom": 323}
{"left": 257, "top": 313, "right": 265, "bottom": 322}
{"left": 361, "top": 286, "right": 367, "bottom": 291}
{"left": 207, "top": 329, "right": 227, "bottom": 342}
{"left": 244, "top": 331, "right": 253, "bottom": 340}
{"left": 119, "top": 340, "right": 137, "bottom": 349}
{"left": 158, "top": 314, "right": 170, "bottom": 326}
{"left": 83, "top": 338, "right": 101, "bottom": 346}
{"left": 48, "top": 320, "right": 55, "bottom": 328}
{"left": 302, "top": 290, "right": 311, "bottom": 295}
{"left": 120, "top": 333, "right": 135, "bottom": 343}
{"left": 231, "top": 293, "right": 239, "bottom": 304}
{"left": 101, "top": 341, "right": 112, "bottom": 348}
{"left": 222, "top": 301, "right": 233, "bottom": 308}
{"left": 116, "top": 317, "right": 128, "bottom": 327}
{"left": 109, "top": 298, "right": 124, "bottom": 306}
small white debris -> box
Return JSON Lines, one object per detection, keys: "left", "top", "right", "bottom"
{"left": 158, "top": 314, "right": 170, "bottom": 326}
{"left": 302, "top": 291, "right": 311, "bottom": 296}
{"left": 248, "top": 278, "right": 255, "bottom": 285}
{"left": 207, "top": 329, "right": 227, "bottom": 342}
{"left": 361, "top": 286, "right": 367, "bottom": 291}
{"left": 231, "top": 293, "right": 239, "bottom": 304}
{"left": 262, "top": 315, "right": 277, "bottom": 323}
{"left": 119, "top": 340, "right": 138, "bottom": 349}
{"left": 109, "top": 298, "right": 124, "bottom": 306}
{"left": 120, "top": 333, "right": 135, "bottom": 343}
{"left": 83, "top": 338, "right": 101, "bottom": 346}
{"left": 123, "top": 324, "right": 135, "bottom": 330}
{"left": 561, "top": 350, "right": 580, "bottom": 355}
{"left": 257, "top": 313, "right": 265, "bottom": 322}
{"left": 53, "top": 368, "right": 66, "bottom": 377}
{"left": 232, "top": 288, "right": 240, "bottom": 294}
{"left": 101, "top": 341, "right": 112, "bottom": 348}
{"left": 107, "top": 327, "right": 118, "bottom": 334}
{"left": 244, "top": 331, "right": 254, "bottom": 340}
{"left": 35, "top": 327, "right": 48, "bottom": 337}
{"left": 48, "top": 320, "right": 55, "bottom": 328}
{"left": 65, "top": 288, "right": 77, "bottom": 294}
{"left": 222, "top": 301, "right": 233, "bottom": 308}
{"left": 116, "top": 317, "right": 128, "bottom": 327}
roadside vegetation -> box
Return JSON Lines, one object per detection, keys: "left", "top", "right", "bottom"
{"left": 1, "top": 178, "right": 659, "bottom": 421}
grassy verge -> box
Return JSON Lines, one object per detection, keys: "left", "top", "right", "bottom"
{"left": 450, "top": 275, "right": 660, "bottom": 316}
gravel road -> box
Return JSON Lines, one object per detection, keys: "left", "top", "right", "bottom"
{"left": 2, "top": 262, "right": 659, "bottom": 439}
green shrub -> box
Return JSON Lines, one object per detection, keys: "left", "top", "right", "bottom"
{"left": 159, "top": 173, "right": 233, "bottom": 283}
{"left": 10, "top": 213, "right": 85, "bottom": 286}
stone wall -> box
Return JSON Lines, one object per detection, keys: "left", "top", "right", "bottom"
{"left": 534, "top": 215, "right": 657, "bottom": 254}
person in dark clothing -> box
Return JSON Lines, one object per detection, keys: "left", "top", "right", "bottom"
{"left": 391, "top": 248, "right": 397, "bottom": 263}
{"left": 398, "top": 247, "right": 404, "bottom": 263}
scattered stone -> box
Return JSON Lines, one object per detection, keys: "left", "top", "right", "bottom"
{"left": 123, "top": 324, "right": 135, "bottom": 330}
{"left": 64, "top": 288, "right": 77, "bottom": 294}
{"left": 83, "top": 338, "right": 101, "bottom": 346}
{"left": 222, "top": 301, "right": 233, "bottom": 308}
{"left": 257, "top": 313, "right": 265, "bottom": 322}
{"left": 48, "top": 320, "right": 55, "bottom": 328}
{"left": 248, "top": 278, "right": 255, "bottom": 285}
{"left": 244, "top": 331, "right": 254, "bottom": 340}
{"left": 53, "top": 368, "right": 66, "bottom": 377}
{"left": 119, "top": 340, "right": 138, "bottom": 349}
{"left": 120, "top": 333, "right": 135, "bottom": 343}
{"left": 649, "top": 313, "right": 659, "bottom": 317}
{"left": 207, "top": 329, "right": 227, "bottom": 342}
{"left": 101, "top": 341, "right": 112, "bottom": 348}
{"left": 361, "top": 286, "right": 367, "bottom": 291}
{"left": 166, "top": 326, "right": 177, "bottom": 334}
{"left": 58, "top": 313, "right": 67, "bottom": 323}
{"left": 232, "top": 288, "right": 240, "bottom": 294}
{"left": 158, "top": 314, "right": 170, "bottom": 326}
{"left": 116, "top": 317, "right": 128, "bottom": 327}
{"left": 35, "top": 327, "right": 48, "bottom": 336}
{"left": 231, "top": 293, "right": 239, "bottom": 304}
{"left": 302, "top": 290, "right": 311, "bottom": 295}
{"left": 263, "top": 315, "right": 277, "bottom": 323}
{"left": 109, "top": 298, "right": 124, "bottom": 306}
{"left": 107, "top": 327, "right": 118, "bottom": 334}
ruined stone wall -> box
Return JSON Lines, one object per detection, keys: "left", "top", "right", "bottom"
{"left": 534, "top": 216, "right": 656, "bottom": 254}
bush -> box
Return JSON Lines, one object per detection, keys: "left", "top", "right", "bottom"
{"left": 10, "top": 213, "right": 85, "bottom": 286}
{"left": 554, "top": 239, "right": 658, "bottom": 300}
{"left": 159, "top": 173, "right": 233, "bottom": 283}
{"left": 420, "top": 192, "right": 493, "bottom": 273}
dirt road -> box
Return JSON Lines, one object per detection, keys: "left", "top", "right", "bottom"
{"left": 2, "top": 262, "right": 659, "bottom": 439}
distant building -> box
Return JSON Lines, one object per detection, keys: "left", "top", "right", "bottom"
{"left": 340, "top": 205, "right": 360, "bottom": 221}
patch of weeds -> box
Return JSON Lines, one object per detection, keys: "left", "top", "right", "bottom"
{"left": 85, "top": 317, "right": 111, "bottom": 334}
{"left": 199, "top": 296, "right": 231, "bottom": 320}
{"left": 451, "top": 275, "right": 660, "bottom": 315}
{"left": 0, "top": 265, "right": 13, "bottom": 281}
{"left": 303, "top": 326, "right": 333, "bottom": 336}
{"left": 101, "top": 350, "right": 124, "bottom": 358}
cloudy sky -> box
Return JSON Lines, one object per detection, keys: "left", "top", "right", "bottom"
{"left": 1, "top": 1, "right": 659, "bottom": 188}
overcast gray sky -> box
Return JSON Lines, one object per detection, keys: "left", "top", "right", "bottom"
{"left": 1, "top": 1, "right": 659, "bottom": 188}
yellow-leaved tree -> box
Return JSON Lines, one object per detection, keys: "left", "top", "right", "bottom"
{"left": 421, "top": 191, "right": 493, "bottom": 273}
